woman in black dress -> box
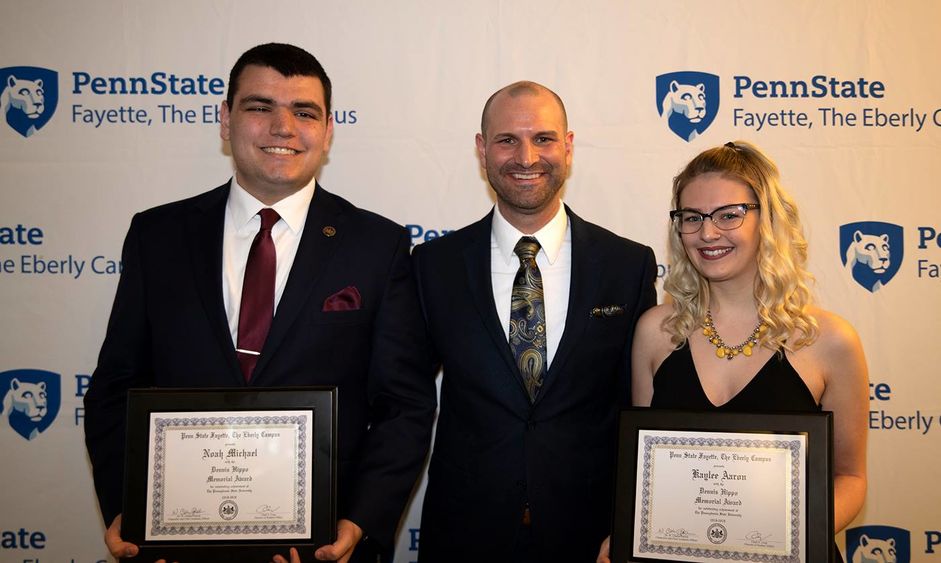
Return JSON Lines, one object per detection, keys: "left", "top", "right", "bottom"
{"left": 599, "top": 141, "right": 867, "bottom": 563}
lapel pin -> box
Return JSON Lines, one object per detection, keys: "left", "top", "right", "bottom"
{"left": 322, "top": 226, "right": 336, "bottom": 237}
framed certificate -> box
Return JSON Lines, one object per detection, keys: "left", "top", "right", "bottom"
{"left": 611, "top": 409, "right": 833, "bottom": 563}
{"left": 122, "top": 387, "right": 336, "bottom": 563}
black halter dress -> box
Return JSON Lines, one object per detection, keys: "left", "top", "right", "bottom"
{"left": 650, "top": 343, "right": 845, "bottom": 563}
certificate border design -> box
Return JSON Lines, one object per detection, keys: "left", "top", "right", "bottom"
{"left": 636, "top": 434, "right": 802, "bottom": 562}
{"left": 148, "top": 414, "right": 309, "bottom": 537}
{"left": 122, "top": 387, "right": 337, "bottom": 561}
{"left": 610, "top": 409, "right": 834, "bottom": 563}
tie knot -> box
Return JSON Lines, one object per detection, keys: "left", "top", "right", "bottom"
{"left": 514, "top": 236, "right": 541, "bottom": 263}
{"left": 258, "top": 208, "right": 281, "bottom": 231}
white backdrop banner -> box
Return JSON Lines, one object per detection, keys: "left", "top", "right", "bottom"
{"left": 2, "top": 1, "right": 939, "bottom": 562}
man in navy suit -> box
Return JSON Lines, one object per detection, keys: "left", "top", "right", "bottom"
{"left": 413, "top": 81, "right": 657, "bottom": 562}
{"left": 83, "top": 43, "right": 436, "bottom": 563}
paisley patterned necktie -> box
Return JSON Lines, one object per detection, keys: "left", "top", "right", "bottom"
{"left": 509, "top": 236, "right": 547, "bottom": 403}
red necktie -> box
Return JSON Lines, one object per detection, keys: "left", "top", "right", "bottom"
{"left": 236, "top": 208, "right": 280, "bottom": 381}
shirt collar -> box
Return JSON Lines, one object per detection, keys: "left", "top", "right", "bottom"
{"left": 228, "top": 176, "right": 317, "bottom": 234}
{"left": 492, "top": 202, "right": 568, "bottom": 266}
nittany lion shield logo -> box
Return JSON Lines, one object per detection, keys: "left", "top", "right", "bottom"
{"left": 0, "top": 66, "right": 58, "bottom": 138}
{"left": 0, "top": 369, "right": 61, "bottom": 441}
{"left": 840, "top": 222, "right": 904, "bottom": 292}
{"left": 846, "top": 525, "right": 909, "bottom": 563}
{"left": 656, "top": 71, "right": 720, "bottom": 142}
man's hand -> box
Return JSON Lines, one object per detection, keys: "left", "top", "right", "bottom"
{"left": 597, "top": 535, "right": 611, "bottom": 563}
{"left": 272, "top": 520, "right": 363, "bottom": 563}
{"left": 273, "top": 546, "right": 302, "bottom": 563}
{"left": 104, "top": 514, "right": 176, "bottom": 563}
{"left": 105, "top": 514, "right": 139, "bottom": 559}
{"left": 315, "top": 519, "right": 363, "bottom": 562}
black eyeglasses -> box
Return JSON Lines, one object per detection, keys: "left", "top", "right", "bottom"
{"left": 669, "top": 203, "right": 760, "bottom": 234}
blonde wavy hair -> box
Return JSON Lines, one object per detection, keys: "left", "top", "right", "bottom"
{"left": 663, "top": 141, "right": 818, "bottom": 352}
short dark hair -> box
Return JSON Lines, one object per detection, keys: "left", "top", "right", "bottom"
{"left": 226, "top": 43, "right": 332, "bottom": 114}
{"left": 480, "top": 81, "right": 567, "bottom": 137}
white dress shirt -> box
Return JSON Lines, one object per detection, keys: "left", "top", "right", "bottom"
{"left": 222, "top": 176, "right": 316, "bottom": 346}
{"left": 491, "top": 202, "right": 572, "bottom": 368}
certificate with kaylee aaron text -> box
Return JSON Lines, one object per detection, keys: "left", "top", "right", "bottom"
{"left": 122, "top": 387, "right": 336, "bottom": 563}
{"left": 145, "top": 410, "right": 312, "bottom": 540}
{"left": 611, "top": 409, "right": 833, "bottom": 563}
{"left": 635, "top": 430, "right": 803, "bottom": 560}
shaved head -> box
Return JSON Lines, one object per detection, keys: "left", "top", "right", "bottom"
{"left": 480, "top": 81, "right": 568, "bottom": 137}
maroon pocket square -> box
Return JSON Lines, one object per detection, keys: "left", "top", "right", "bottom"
{"left": 323, "top": 285, "right": 362, "bottom": 311}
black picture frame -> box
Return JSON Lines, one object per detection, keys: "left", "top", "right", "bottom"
{"left": 611, "top": 408, "right": 833, "bottom": 563}
{"left": 122, "top": 387, "right": 337, "bottom": 563}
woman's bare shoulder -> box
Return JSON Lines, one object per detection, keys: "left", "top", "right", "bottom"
{"left": 636, "top": 304, "right": 675, "bottom": 340}
{"left": 807, "top": 306, "right": 864, "bottom": 357}
{"left": 794, "top": 307, "right": 868, "bottom": 389}
{"left": 634, "top": 303, "right": 681, "bottom": 361}
{"left": 639, "top": 303, "right": 673, "bottom": 324}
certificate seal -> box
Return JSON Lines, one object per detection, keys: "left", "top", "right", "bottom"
{"left": 219, "top": 500, "right": 239, "bottom": 521}
{"left": 707, "top": 523, "right": 727, "bottom": 544}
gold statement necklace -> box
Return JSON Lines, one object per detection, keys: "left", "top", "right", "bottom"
{"left": 702, "top": 310, "right": 767, "bottom": 360}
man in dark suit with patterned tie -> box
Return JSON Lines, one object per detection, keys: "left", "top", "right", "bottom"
{"left": 83, "top": 43, "right": 436, "bottom": 563}
{"left": 412, "top": 81, "right": 657, "bottom": 562}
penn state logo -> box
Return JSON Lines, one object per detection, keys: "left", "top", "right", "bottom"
{"left": 840, "top": 222, "right": 904, "bottom": 292}
{"left": 0, "top": 66, "right": 58, "bottom": 138}
{"left": 656, "top": 71, "right": 720, "bottom": 142}
{"left": 846, "top": 525, "right": 910, "bottom": 563}
{"left": 0, "top": 369, "right": 61, "bottom": 441}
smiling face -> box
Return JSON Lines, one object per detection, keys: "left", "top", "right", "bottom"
{"left": 678, "top": 172, "right": 761, "bottom": 286}
{"left": 476, "top": 87, "right": 573, "bottom": 232}
{"left": 220, "top": 64, "right": 334, "bottom": 204}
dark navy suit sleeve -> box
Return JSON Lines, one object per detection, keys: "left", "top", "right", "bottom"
{"left": 619, "top": 246, "right": 658, "bottom": 407}
{"left": 84, "top": 213, "right": 154, "bottom": 526}
{"left": 410, "top": 241, "right": 441, "bottom": 368}
{"left": 345, "top": 229, "right": 437, "bottom": 549}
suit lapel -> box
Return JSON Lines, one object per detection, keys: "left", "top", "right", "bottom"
{"left": 462, "top": 212, "right": 522, "bottom": 388}
{"left": 252, "top": 185, "right": 346, "bottom": 379}
{"left": 536, "top": 207, "right": 602, "bottom": 403}
{"left": 187, "top": 182, "right": 244, "bottom": 383}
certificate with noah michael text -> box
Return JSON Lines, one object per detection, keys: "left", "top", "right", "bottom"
{"left": 144, "top": 410, "right": 313, "bottom": 541}
{"left": 121, "top": 387, "right": 337, "bottom": 563}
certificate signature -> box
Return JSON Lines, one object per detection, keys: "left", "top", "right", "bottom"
{"left": 656, "top": 527, "right": 696, "bottom": 541}
{"left": 254, "top": 504, "right": 284, "bottom": 518}
{"left": 743, "top": 530, "right": 777, "bottom": 547}
{"left": 170, "top": 507, "right": 207, "bottom": 518}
